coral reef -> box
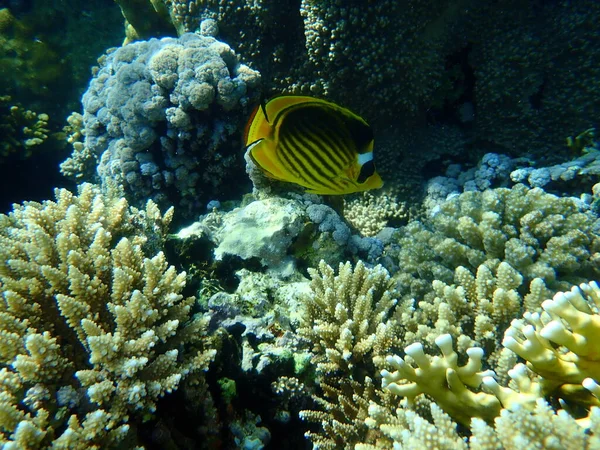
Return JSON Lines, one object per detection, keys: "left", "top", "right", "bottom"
{"left": 159, "top": 0, "right": 600, "bottom": 174}
{"left": 392, "top": 183, "right": 600, "bottom": 302}
{"left": 359, "top": 399, "right": 600, "bottom": 450}
{"left": 293, "top": 257, "right": 600, "bottom": 448}
{"left": 0, "top": 183, "right": 215, "bottom": 446}
{"left": 61, "top": 32, "right": 260, "bottom": 217}
{"left": 361, "top": 282, "right": 600, "bottom": 449}
{"left": 505, "top": 282, "right": 600, "bottom": 405}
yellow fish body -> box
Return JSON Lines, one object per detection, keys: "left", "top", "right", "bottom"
{"left": 244, "top": 95, "right": 383, "bottom": 195}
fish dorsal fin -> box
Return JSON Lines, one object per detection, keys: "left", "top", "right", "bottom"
{"left": 264, "top": 96, "right": 327, "bottom": 123}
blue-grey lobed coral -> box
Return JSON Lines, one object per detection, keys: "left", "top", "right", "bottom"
{"left": 61, "top": 31, "right": 260, "bottom": 216}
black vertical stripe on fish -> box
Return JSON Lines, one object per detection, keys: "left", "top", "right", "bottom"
{"left": 276, "top": 145, "right": 303, "bottom": 182}
{"left": 290, "top": 107, "right": 354, "bottom": 168}
{"left": 278, "top": 135, "right": 332, "bottom": 190}
{"left": 276, "top": 137, "right": 312, "bottom": 185}
{"left": 282, "top": 131, "right": 340, "bottom": 190}
{"left": 292, "top": 121, "right": 343, "bottom": 177}
{"left": 287, "top": 128, "right": 340, "bottom": 182}
{"left": 279, "top": 117, "right": 338, "bottom": 180}
{"left": 281, "top": 132, "right": 343, "bottom": 192}
{"left": 307, "top": 111, "right": 357, "bottom": 163}
{"left": 297, "top": 118, "right": 351, "bottom": 169}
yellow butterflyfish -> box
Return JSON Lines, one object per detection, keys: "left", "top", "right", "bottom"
{"left": 244, "top": 95, "right": 383, "bottom": 195}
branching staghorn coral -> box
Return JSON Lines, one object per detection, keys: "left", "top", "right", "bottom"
{"left": 296, "top": 260, "right": 403, "bottom": 449}
{"left": 295, "top": 253, "right": 600, "bottom": 447}
{"left": 297, "top": 260, "right": 400, "bottom": 375}
{"left": 0, "top": 183, "right": 215, "bottom": 447}
{"left": 358, "top": 399, "right": 600, "bottom": 450}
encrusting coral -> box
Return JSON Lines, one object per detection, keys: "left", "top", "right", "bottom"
{"left": 0, "top": 183, "right": 215, "bottom": 447}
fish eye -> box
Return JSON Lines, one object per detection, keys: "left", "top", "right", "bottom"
{"left": 357, "top": 160, "right": 375, "bottom": 183}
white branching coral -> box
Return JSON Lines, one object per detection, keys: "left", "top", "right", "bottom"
{"left": 0, "top": 183, "right": 215, "bottom": 447}
{"left": 360, "top": 399, "right": 600, "bottom": 450}
{"left": 298, "top": 260, "right": 401, "bottom": 374}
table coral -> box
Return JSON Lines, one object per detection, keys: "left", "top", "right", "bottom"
{"left": 0, "top": 183, "right": 215, "bottom": 447}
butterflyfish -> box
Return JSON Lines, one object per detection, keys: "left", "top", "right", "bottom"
{"left": 244, "top": 95, "right": 383, "bottom": 195}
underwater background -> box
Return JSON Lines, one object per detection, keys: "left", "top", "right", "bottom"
{"left": 1, "top": 0, "right": 600, "bottom": 448}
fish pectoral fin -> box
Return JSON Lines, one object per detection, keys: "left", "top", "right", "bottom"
{"left": 247, "top": 138, "right": 289, "bottom": 182}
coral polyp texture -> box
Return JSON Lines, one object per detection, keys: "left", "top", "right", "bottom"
{"left": 0, "top": 183, "right": 215, "bottom": 447}
{"left": 393, "top": 183, "right": 600, "bottom": 302}
{"left": 61, "top": 32, "right": 260, "bottom": 216}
